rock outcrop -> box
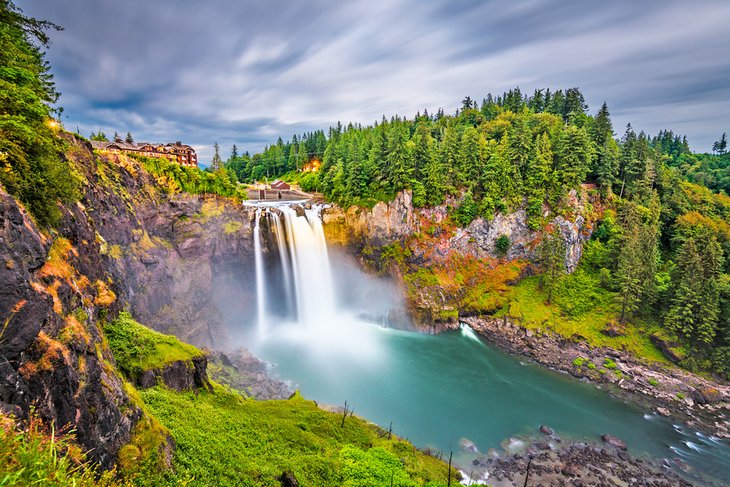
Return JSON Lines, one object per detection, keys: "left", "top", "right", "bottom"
{"left": 0, "top": 134, "right": 258, "bottom": 468}
{"left": 323, "top": 188, "right": 595, "bottom": 272}
{"left": 136, "top": 355, "right": 212, "bottom": 392}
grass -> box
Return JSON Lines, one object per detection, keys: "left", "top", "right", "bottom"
{"left": 103, "top": 312, "right": 203, "bottom": 379}
{"left": 136, "top": 386, "right": 453, "bottom": 486}
{"left": 499, "top": 276, "right": 669, "bottom": 364}
{"left": 0, "top": 411, "right": 122, "bottom": 486}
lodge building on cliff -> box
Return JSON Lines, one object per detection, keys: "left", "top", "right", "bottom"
{"left": 90, "top": 140, "right": 198, "bottom": 168}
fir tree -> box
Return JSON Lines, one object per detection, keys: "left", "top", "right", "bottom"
{"left": 538, "top": 225, "right": 567, "bottom": 303}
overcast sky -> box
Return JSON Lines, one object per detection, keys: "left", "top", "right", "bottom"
{"left": 17, "top": 0, "right": 730, "bottom": 164}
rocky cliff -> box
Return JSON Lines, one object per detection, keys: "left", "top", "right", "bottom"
{"left": 323, "top": 187, "right": 596, "bottom": 273}
{"left": 0, "top": 134, "right": 258, "bottom": 467}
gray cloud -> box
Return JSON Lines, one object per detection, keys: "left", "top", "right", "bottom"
{"left": 17, "top": 0, "right": 730, "bottom": 163}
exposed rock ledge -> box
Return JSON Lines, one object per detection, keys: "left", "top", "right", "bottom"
{"left": 462, "top": 316, "right": 730, "bottom": 439}
{"left": 135, "top": 355, "right": 212, "bottom": 392}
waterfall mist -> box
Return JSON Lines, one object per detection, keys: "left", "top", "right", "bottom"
{"left": 241, "top": 201, "right": 404, "bottom": 367}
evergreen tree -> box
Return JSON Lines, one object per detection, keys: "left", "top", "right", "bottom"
{"left": 440, "top": 126, "right": 461, "bottom": 190}
{"left": 125, "top": 131, "right": 134, "bottom": 143}
{"left": 210, "top": 141, "right": 223, "bottom": 171}
{"left": 297, "top": 142, "right": 308, "bottom": 170}
{"left": 665, "top": 234, "right": 723, "bottom": 347}
{"left": 712, "top": 132, "right": 727, "bottom": 154}
{"left": 412, "top": 123, "right": 432, "bottom": 181}
{"left": 525, "top": 132, "right": 552, "bottom": 227}
{"left": 615, "top": 200, "right": 660, "bottom": 324}
{"left": 459, "top": 126, "right": 482, "bottom": 190}
{"left": 113, "top": 131, "right": 121, "bottom": 143}
{"left": 555, "top": 125, "right": 591, "bottom": 194}
{"left": 538, "top": 225, "right": 567, "bottom": 303}
{"left": 385, "top": 122, "right": 412, "bottom": 192}
{"left": 230, "top": 144, "right": 238, "bottom": 162}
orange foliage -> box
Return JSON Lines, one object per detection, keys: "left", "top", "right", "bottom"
{"left": 59, "top": 314, "right": 91, "bottom": 347}
{"left": 38, "top": 238, "right": 77, "bottom": 280}
{"left": 18, "top": 331, "right": 71, "bottom": 378}
{"left": 94, "top": 280, "right": 116, "bottom": 307}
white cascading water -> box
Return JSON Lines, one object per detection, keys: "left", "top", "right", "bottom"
{"left": 269, "top": 212, "right": 293, "bottom": 315}
{"left": 279, "top": 206, "right": 337, "bottom": 325}
{"left": 247, "top": 201, "right": 382, "bottom": 363}
{"left": 253, "top": 208, "right": 267, "bottom": 337}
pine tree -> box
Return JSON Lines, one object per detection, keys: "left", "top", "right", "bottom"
{"left": 297, "top": 142, "right": 308, "bottom": 170}
{"left": 412, "top": 123, "right": 432, "bottom": 181}
{"left": 459, "top": 126, "right": 482, "bottom": 190}
{"left": 615, "top": 200, "right": 660, "bottom": 324}
{"left": 230, "top": 144, "right": 238, "bottom": 162}
{"left": 538, "top": 225, "right": 567, "bottom": 303}
{"left": 440, "top": 126, "right": 460, "bottom": 190}
{"left": 525, "top": 132, "right": 552, "bottom": 227}
{"left": 385, "top": 122, "right": 412, "bottom": 192}
{"left": 210, "top": 141, "right": 223, "bottom": 171}
{"left": 665, "top": 235, "right": 723, "bottom": 347}
{"left": 555, "top": 125, "right": 591, "bottom": 194}
{"left": 590, "top": 103, "right": 618, "bottom": 192}
{"left": 125, "top": 131, "right": 134, "bottom": 143}
{"left": 713, "top": 132, "right": 727, "bottom": 154}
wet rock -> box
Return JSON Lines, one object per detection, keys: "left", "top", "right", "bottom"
{"left": 600, "top": 434, "right": 627, "bottom": 450}
{"left": 655, "top": 407, "right": 671, "bottom": 417}
{"left": 692, "top": 386, "right": 724, "bottom": 405}
{"left": 136, "top": 355, "right": 212, "bottom": 392}
{"left": 459, "top": 437, "right": 479, "bottom": 453}
{"left": 539, "top": 424, "right": 555, "bottom": 436}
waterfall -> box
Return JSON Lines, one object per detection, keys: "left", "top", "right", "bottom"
{"left": 253, "top": 208, "right": 267, "bottom": 337}
{"left": 269, "top": 212, "right": 293, "bottom": 315}
{"left": 278, "top": 205, "right": 337, "bottom": 325}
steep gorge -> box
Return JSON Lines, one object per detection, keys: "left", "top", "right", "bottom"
{"left": 0, "top": 135, "right": 260, "bottom": 466}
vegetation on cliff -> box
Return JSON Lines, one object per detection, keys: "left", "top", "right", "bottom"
{"left": 104, "top": 312, "right": 204, "bottom": 380}
{"left": 259, "top": 89, "right": 728, "bottom": 376}
{"left": 0, "top": 0, "right": 80, "bottom": 226}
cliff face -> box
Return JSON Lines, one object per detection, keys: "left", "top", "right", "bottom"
{"left": 323, "top": 188, "right": 596, "bottom": 273}
{"left": 0, "top": 135, "right": 257, "bottom": 467}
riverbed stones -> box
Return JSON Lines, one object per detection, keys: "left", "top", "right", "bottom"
{"left": 539, "top": 424, "right": 555, "bottom": 436}
{"left": 600, "top": 434, "right": 627, "bottom": 450}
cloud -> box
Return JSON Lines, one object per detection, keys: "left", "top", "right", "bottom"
{"left": 17, "top": 0, "right": 730, "bottom": 163}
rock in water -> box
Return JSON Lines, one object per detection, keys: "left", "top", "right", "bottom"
{"left": 459, "top": 437, "right": 479, "bottom": 453}
{"left": 600, "top": 434, "right": 627, "bottom": 450}
{"left": 539, "top": 424, "right": 555, "bottom": 436}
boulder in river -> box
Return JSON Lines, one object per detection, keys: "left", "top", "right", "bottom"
{"left": 459, "top": 437, "right": 479, "bottom": 453}
{"left": 600, "top": 434, "right": 627, "bottom": 450}
{"left": 539, "top": 424, "right": 555, "bottom": 436}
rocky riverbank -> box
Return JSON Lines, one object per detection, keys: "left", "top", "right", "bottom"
{"left": 462, "top": 316, "right": 730, "bottom": 439}
{"left": 466, "top": 439, "right": 691, "bottom": 487}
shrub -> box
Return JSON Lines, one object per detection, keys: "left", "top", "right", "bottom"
{"left": 603, "top": 358, "right": 617, "bottom": 369}
{"left": 452, "top": 191, "right": 478, "bottom": 227}
{"left": 495, "top": 234, "right": 511, "bottom": 257}
{"left": 587, "top": 362, "right": 596, "bottom": 370}
{"left": 676, "top": 392, "right": 685, "bottom": 400}
{"left": 648, "top": 378, "right": 658, "bottom": 387}
{"left": 572, "top": 357, "right": 585, "bottom": 367}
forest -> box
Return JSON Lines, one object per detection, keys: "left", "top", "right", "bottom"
{"left": 225, "top": 88, "right": 730, "bottom": 378}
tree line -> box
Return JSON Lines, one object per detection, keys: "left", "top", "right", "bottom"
{"left": 226, "top": 87, "right": 728, "bottom": 377}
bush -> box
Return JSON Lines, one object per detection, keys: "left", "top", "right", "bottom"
{"left": 452, "top": 191, "right": 478, "bottom": 227}
{"left": 572, "top": 357, "right": 585, "bottom": 367}
{"left": 648, "top": 378, "right": 659, "bottom": 387}
{"left": 495, "top": 234, "right": 510, "bottom": 256}
{"left": 603, "top": 358, "right": 617, "bottom": 369}
{"left": 587, "top": 362, "right": 596, "bottom": 370}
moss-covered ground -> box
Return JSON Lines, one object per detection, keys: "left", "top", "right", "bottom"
{"left": 499, "top": 275, "right": 669, "bottom": 364}
{"left": 103, "top": 312, "right": 203, "bottom": 378}
{"left": 136, "top": 386, "right": 453, "bottom": 486}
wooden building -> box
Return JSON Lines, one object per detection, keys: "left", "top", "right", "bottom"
{"left": 90, "top": 140, "right": 198, "bottom": 168}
